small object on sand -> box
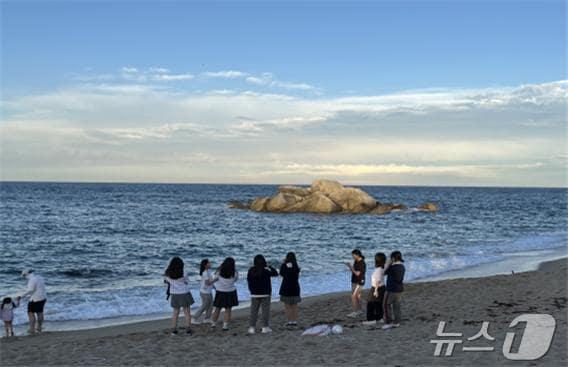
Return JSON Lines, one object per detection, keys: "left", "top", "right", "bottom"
{"left": 331, "top": 325, "right": 343, "bottom": 335}
{"left": 301, "top": 324, "right": 331, "bottom": 336}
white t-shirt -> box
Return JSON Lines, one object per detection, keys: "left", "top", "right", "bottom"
{"left": 165, "top": 275, "right": 191, "bottom": 295}
{"left": 214, "top": 272, "right": 239, "bottom": 292}
{"left": 371, "top": 267, "right": 384, "bottom": 289}
{"left": 22, "top": 274, "right": 47, "bottom": 302}
{"left": 200, "top": 269, "right": 214, "bottom": 294}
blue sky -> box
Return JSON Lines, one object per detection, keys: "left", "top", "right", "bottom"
{"left": 1, "top": 0, "right": 566, "bottom": 186}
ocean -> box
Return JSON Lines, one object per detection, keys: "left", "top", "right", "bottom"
{"left": 1, "top": 182, "right": 566, "bottom": 329}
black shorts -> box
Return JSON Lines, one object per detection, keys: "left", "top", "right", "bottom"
{"left": 28, "top": 299, "right": 47, "bottom": 313}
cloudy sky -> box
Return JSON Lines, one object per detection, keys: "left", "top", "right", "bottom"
{"left": 1, "top": 1, "right": 566, "bottom": 187}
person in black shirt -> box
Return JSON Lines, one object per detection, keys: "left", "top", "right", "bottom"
{"left": 345, "top": 249, "right": 366, "bottom": 318}
{"left": 382, "top": 251, "right": 405, "bottom": 329}
{"left": 279, "top": 252, "right": 301, "bottom": 327}
{"left": 247, "top": 254, "right": 278, "bottom": 334}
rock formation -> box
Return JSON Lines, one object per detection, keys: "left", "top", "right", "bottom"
{"left": 229, "top": 179, "right": 439, "bottom": 215}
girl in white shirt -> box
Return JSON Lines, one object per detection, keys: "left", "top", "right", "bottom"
{"left": 363, "top": 252, "right": 386, "bottom": 326}
{"left": 164, "top": 257, "right": 195, "bottom": 335}
{"left": 211, "top": 257, "right": 239, "bottom": 331}
{"left": 192, "top": 259, "right": 215, "bottom": 324}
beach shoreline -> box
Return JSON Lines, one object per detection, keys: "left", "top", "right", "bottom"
{"left": 9, "top": 245, "right": 567, "bottom": 334}
{"left": 2, "top": 257, "right": 566, "bottom": 366}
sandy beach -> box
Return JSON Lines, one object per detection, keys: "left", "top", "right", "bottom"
{"left": 1, "top": 258, "right": 566, "bottom": 366}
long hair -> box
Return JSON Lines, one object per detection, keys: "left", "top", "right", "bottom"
{"left": 352, "top": 249, "right": 365, "bottom": 261}
{"left": 284, "top": 252, "right": 299, "bottom": 270}
{"left": 165, "top": 256, "right": 184, "bottom": 279}
{"left": 374, "top": 252, "right": 386, "bottom": 268}
{"left": 218, "top": 257, "right": 236, "bottom": 279}
{"left": 199, "top": 259, "right": 209, "bottom": 276}
{"left": 252, "top": 254, "right": 267, "bottom": 276}
{"left": 390, "top": 250, "right": 404, "bottom": 262}
{"left": 1, "top": 297, "right": 12, "bottom": 310}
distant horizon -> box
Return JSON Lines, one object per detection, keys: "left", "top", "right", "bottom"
{"left": 1, "top": 179, "right": 566, "bottom": 190}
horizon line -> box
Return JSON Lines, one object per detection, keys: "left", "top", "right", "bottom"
{"left": 1, "top": 179, "right": 566, "bottom": 190}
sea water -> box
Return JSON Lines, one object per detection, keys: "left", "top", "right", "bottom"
{"left": 1, "top": 182, "right": 566, "bottom": 329}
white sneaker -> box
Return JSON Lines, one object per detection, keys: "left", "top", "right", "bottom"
{"left": 248, "top": 327, "right": 256, "bottom": 334}
{"left": 378, "top": 319, "right": 385, "bottom": 324}
{"left": 210, "top": 321, "right": 217, "bottom": 328}
{"left": 222, "top": 322, "right": 229, "bottom": 331}
{"left": 192, "top": 317, "right": 202, "bottom": 325}
{"left": 261, "top": 327, "right": 273, "bottom": 334}
{"left": 362, "top": 320, "right": 377, "bottom": 326}
{"left": 347, "top": 312, "right": 359, "bottom": 318}
{"left": 382, "top": 323, "right": 399, "bottom": 330}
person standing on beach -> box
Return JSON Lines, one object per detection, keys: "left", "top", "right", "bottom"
{"left": 346, "top": 249, "right": 366, "bottom": 318}
{"left": 362, "top": 252, "right": 386, "bottom": 327}
{"left": 211, "top": 257, "right": 239, "bottom": 331}
{"left": 382, "top": 251, "right": 405, "bottom": 330}
{"left": 192, "top": 259, "right": 215, "bottom": 324}
{"left": 247, "top": 254, "right": 278, "bottom": 334}
{"left": 164, "top": 257, "right": 195, "bottom": 335}
{"left": 19, "top": 269, "right": 47, "bottom": 334}
{"left": 279, "top": 252, "right": 301, "bottom": 327}
{"left": 1, "top": 297, "right": 20, "bottom": 337}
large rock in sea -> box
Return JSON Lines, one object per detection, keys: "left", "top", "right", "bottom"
{"left": 277, "top": 185, "right": 312, "bottom": 197}
{"left": 286, "top": 191, "right": 342, "bottom": 214}
{"left": 310, "top": 179, "right": 377, "bottom": 213}
{"left": 229, "top": 179, "right": 439, "bottom": 216}
{"left": 266, "top": 192, "right": 303, "bottom": 212}
{"left": 250, "top": 197, "right": 271, "bottom": 212}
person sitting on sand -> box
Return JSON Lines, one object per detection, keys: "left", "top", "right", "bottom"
{"left": 164, "top": 257, "right": 195, "bottom": 335}
{"left": 345, "top": 249, "right": 366, "bottom": 318}
{"left": 1, "top": 296, "right": 20, "bottom": 337}
{"left": 279, "top": 252, "right": 301, "bottom": 327}
{"left": 211, "top": 257, "right": 239, "bottom": 331}
{"left": 192, "top": 259, "right": 216, "bottom": 324}
{"left": 247, "top": 254, "right": 278, "bottom": 334}
{"left": 362, "top": 252, "right": 386, "bottom": 327}
{"left": 382, "top": 251, "right": 405, "bottom": 330}
{"left": 19, "top": 269, "right": 47, "bottom": 334}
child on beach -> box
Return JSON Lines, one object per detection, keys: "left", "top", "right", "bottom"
{"left": 164, "top": 257, "right": 195, "bottom": 335}
{"left": 1, "top": 297, "right": 20, "bottom": 337}
{"left": 279, "top": 252, "right": 301, "bottom": 327}
{"left": 382, "top": 251, "right": 405, "bottom": 329}
{"left": 192, "top": 259, "right": 215, "bottom": 324}
{"left": 362, "top": 252, "right": 386, "bottom": 327}
{"left": 346, "top": 249, "right": 366, "bottom": 318}
{"left": 247, "top": 254, "right": 278, "bottom": 334}
{"left": 211, "top": 257, "right": 239, "bottom": 331}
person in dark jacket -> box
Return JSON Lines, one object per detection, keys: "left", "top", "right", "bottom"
{"left": 382, "top": 251, "right": 405, "bottom": 329}
{"left": 247, "top": 254, "right": 278, "bottom": 334}
{"left": 279, "top": 252, "right": 301, "bottom": 326}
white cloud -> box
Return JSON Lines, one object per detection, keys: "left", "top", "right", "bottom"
{"left": 245, "top": 72, "right": 316, "bottom": 91}
{"left": 1, "top": 80, "right": 566, "bottom": 186}
{"left": 202, "top": 70, "right": 248, "bottom": 78}
{"left": 152, "top": 73, "right": 194, "bottom": 81}
{"left": 121, "top": 67, "right": 138, "bottom": 73}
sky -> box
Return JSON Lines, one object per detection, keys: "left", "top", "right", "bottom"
{"left": 0, "top": 0, "right": 566, "bottom": 187}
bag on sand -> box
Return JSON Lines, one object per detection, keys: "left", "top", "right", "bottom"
{"left": 301, "top": 324, "right": 331, "bottom": 336}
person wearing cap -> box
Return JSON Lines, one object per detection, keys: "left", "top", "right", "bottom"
{"left": 20, "top": 269, "right": 47, "bottom": 334}
{"left": 382, "top": 251, "right": 405, "bottom": 330}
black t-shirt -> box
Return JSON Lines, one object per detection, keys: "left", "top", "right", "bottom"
{"left": 351, "top": 259, "right": 366, "bottom": 285}
{"left": 279, "top": 263, "right": 301, "bottom": 297}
